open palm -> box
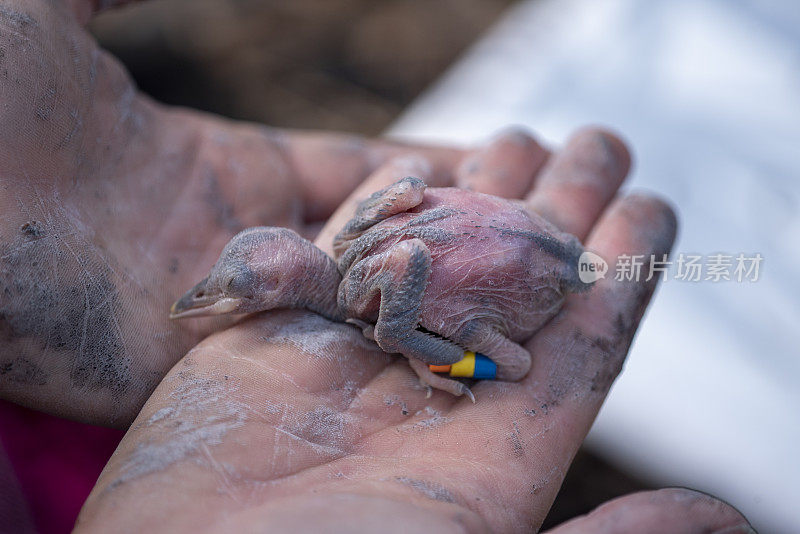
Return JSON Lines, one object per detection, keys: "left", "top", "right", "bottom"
{"left": 77, "top": 130, "right": 751, "bottom": 532}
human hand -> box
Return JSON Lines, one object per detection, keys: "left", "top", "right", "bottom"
{"left": 75, "top": 128, "right": 752, "bottom": 532}
{"left": 0, "top": 0, "right": 463, "bottom": 426}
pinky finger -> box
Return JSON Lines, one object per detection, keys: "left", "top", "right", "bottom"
{"left": 523, "top": 193, "right": 678, "bottom": 406}
{"left": 465, "top": 194, "right": 678, "bottom": 524}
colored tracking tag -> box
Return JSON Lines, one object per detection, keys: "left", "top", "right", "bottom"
{"left": 429, "top": 352, "right": 497, "bottom": 380}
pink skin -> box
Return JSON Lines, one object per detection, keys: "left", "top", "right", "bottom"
{"left": 335, "top": 179, "right": 590, "bottom": 398}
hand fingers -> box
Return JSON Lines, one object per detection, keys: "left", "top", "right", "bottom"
{"left": 542, "top": 488, "right": 753, "bottom": 534}
{"left": 525, "top": 127, "right": 631, "bottom": 241}
{"left": 313, "top": 154, "right": 440, "bottom": 256}
{"left": 280, "top": 130, "right": 463, "bottom": 224}
{"left": 455, "top": 128, "right": 550, "bottom": 199}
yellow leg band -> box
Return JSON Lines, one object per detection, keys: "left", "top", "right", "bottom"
{"left": 449, "top": 351, "right": 476, "bottom": 377}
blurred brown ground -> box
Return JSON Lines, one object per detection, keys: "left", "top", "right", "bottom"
{"left": 91, "top": 0, "right": 516, "bottom": 135}
{"left": 91, "top": 0, "right": 652, "bottom": 529}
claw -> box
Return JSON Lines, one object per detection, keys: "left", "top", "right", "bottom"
{"left": 461, "top": 385, "right": 476, "bottom": 403}
{"left": 408, "top": 357, "right": 473, "bottom": 401}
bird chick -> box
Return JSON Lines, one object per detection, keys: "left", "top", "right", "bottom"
{"left": 171, "top": 178, "right": 592, "bottom": 400}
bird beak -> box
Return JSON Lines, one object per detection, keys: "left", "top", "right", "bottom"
{"left": 169, "top": 277, "right": 243, "bottom": 319}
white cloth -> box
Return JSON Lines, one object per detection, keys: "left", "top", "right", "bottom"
{"left": 390, "top": 1, "right": 800, "bottom": 532}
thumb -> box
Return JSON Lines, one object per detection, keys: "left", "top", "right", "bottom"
{"left": 543, "top": 488, "right": 754, "bottom": 534}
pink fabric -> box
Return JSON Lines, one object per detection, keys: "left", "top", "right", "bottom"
{"left": 0, "top": 400, "right": 123, "bottom": 534}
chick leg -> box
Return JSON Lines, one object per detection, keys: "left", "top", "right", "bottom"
{"left": 407, "top": 357, "right": 476, "bottom": 402}
{"left": 339, "top": 238, "right": 471, "bottom": 399}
